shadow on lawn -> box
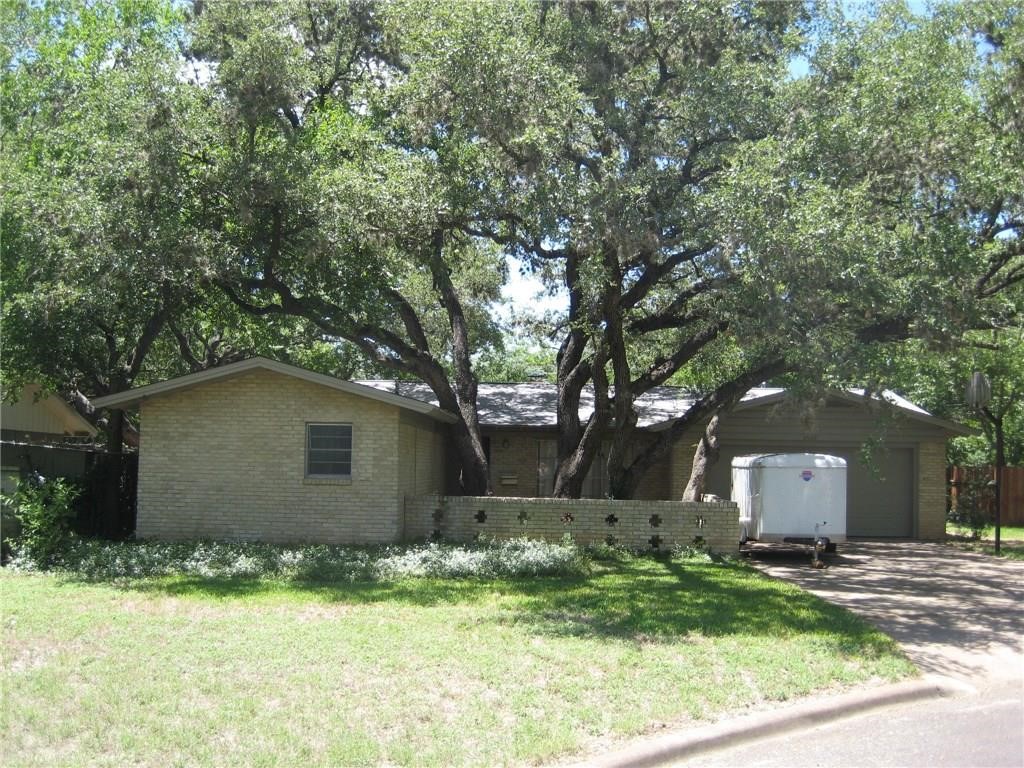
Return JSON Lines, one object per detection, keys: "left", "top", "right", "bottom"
{"left": 65, "top": 554, "right": 897, "bottom": 654}
{"left": 504, "top": 558, "right": 894, "bottom": 655}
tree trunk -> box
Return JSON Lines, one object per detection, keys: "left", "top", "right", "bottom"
{"left": 552, "top": 251, "right": 601, "bottom": 498}
{"left": 552, "top": 343, "right": 611, "bottom": 497}
{"left": 682, "top": 414, "right": 721, "bottom": 501}
{"left": 426, "top": 231, "right": 492, "bottom": 495}
{"left": 552, "top": 446, "right": 594, "bottom": 498}
{"left": 602, "top": 358, "right": 790, "bottom": 500}
{"left": 450, "top": 410, "right": 490, "bottom": 496}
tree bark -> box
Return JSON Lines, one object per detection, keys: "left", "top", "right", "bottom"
{"left": 69, "top": 388, "right": 139, "bottom": 448}
{"left": 682, "top": 413, "right": 721, "bottom": 501}
{"left": 552, "top": 249, "right": 603, "bottom": 497}
{"left": 552, "top": 345, "right": 611, "bottom": 497}
{"left": 605, "top": 357, "right": 789, "bottom": 499}
{"left": 427, "top": 231, "right": 491, "bottom": 495}
{"left": 601, "top": 241, "right": 642, "bottom": 500}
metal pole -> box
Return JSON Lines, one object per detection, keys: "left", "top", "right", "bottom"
{"left": 994, "top": 414, "right": 1004, "bottom": 556}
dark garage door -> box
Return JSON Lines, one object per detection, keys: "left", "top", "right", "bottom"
{"left": 845, "top": 448, "right": 914, "bottom": 537}
{"left": 707, "top": 446, "right": 915, "bottom": 538}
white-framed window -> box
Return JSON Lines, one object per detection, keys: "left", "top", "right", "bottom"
{"left": 306, "top": 423, "right": 353, "bottom": 478}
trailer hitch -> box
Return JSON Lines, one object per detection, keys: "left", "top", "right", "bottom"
{"left": 812, "top": 522, "right": 829, "bottom": 569}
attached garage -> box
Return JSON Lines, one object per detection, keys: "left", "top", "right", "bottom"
{"left": 707, "top": 443, "right": 915, "bottom": 538}
{"left": 691, "top": 390, "right": 972, "bottom": 540}
{"left": 846, "top": 447, "right": 914, "bottom": 537}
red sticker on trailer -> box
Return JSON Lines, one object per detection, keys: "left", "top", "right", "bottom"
{"left": 801, "top": 470, "right": 814, "bottom": 482}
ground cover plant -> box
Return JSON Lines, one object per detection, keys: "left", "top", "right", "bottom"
{"left": 1, "top": 540, "right": 914, "bottom": 767}
{"left": 6, "top": 537, "right": 589, "bottom": 581}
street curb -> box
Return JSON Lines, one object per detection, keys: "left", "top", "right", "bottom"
{"left": 565, "top": 678, "right": 960, "bottom": 768}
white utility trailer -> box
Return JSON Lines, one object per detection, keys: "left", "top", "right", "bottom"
{"left": 731, "top": 453, "right": 847, "bottom": 549}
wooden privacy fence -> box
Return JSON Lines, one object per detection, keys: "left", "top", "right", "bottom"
{"left": 0, "top": 443, "right": 138, "bottom": 538}
{"left": 949, "top": 466, "right": 1024, "bottom": 526}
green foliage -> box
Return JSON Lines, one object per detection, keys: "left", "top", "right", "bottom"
{"left": 473, "top": 343, "right": 557, "bottom": 382}
{"left": 948, "top": 471, "right": 995, "bottom": 540}
{"left": 11, "top": 537, "right": 589, "bottom": 581}
{"left": 1, "top": 0, "right": 343, "bottom": 419}
{"left": 672, "top": 541, "right": 716, "bottom": 562}
{"left": 858, "top": 331, "right": 1024, "bottom": 466}
{"left": 177, "top": 0, "right": 515, "bottom": 434}
{"left": 3, "top": 0, "right": 1021, "bottom": 496}
{"left": 2, "top": 474, "right": 81, "bottom": 566}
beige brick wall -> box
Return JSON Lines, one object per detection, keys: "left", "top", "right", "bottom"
{"left": 670, "top": 437, "right": 698, "bottom": 499}
{"left": 917, "top": 441, "right": 948, "bottom": 540}
{"left": 137, "top": 369, "right": 409, "bottom": 544}
{"left": 486, "top": 429, "right": 673, "bottom": 500}
{"left": 487, "top": 430, "right": 546, "bottom": 496}
{"left": 398, "top": 411, "right": 447, "bottom": 536}
{"left": 405, "top": 495, "right": 740, "bottom": 554}
{"left": 630, "top": 434, "right": 672, "bottom": 500}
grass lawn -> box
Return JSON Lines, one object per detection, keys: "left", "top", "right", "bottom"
{"left": 1, "top": 550, "right": 913, "bottom": 767}
{"left": 946, "top": 523, "right": 1024, "bottom": 560}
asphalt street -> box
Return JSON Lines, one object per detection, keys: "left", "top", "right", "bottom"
{"left": 673, "top": 679, "right": 1023, "bottom": 768}
{"left": 680, "top": 542, "right": 1024, "bottom": 768}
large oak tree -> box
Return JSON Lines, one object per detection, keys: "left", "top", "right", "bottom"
{"left": 5, "top": 0, "right": 1020, "bottom": 502}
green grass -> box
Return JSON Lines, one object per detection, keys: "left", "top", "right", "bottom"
{"left": 945, "top": 523, "right": 1024, "bottom": 560}
{"left": 986, "top": 524, "right": 1024, "bottom": 540}
{"left": 1, "top": 551, "right": 914, "bottom": 767}
{"left": 946, "top": 522, "right": 1024, "bottom": 541}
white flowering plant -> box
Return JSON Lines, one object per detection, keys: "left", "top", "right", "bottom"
{"left": 7, "top": 536, "right": 590, "bottom": 582}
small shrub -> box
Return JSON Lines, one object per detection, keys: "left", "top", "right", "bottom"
{"left": 949, "top": 471, "right": 992, "bottom": 540}
{"left": 671, "top": 540, "right": 714, "bottom": 562}
{"left": 2, "top": 474, "right": 81, "bottom": 567}
{"left": 376, "top": 537, "right": 588, "bottom": 579}
{"left": 585, "top": 541, "right": 631, "bottom": 562}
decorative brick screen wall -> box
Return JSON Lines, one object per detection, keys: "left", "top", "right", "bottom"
{"left": 405, "top": 495, "right": 739, "bottom": 553}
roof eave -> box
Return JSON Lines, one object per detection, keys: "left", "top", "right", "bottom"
{"left": 826, "top": 390, "right": 977, "bottom": 437}
{"left": 45, "top": 396, "right": 98, "bottom": 437}
{"left": 645, "top": 389, "right": 976, "bottom": 437}
{"left": 90, "top": 358, "right": 458, "bottom": 424}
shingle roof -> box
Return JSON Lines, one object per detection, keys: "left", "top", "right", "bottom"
{"left": 357, "top": 380, "right": 724, "bottom": 428}
{"left": 355, "top": 381, "right": 958, "bottom": 432}
{"left": 89, "top": 356, "right": 967, "bottom": 435}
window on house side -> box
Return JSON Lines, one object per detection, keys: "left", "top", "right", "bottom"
{"left": 306, "top": 424, "right": 353, "bottom": 477}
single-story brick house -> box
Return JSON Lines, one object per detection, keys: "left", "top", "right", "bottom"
{"left": 92, "top": 357, "right": 970, "bottom": 544}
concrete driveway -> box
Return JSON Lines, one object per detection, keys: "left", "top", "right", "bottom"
{"left": 747, "top": 542, "right": 1024, "bottom": 683}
